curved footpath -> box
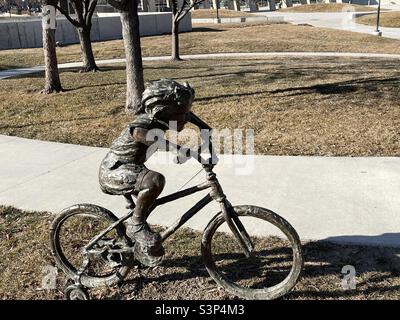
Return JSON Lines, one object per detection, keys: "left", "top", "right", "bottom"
{"left": 1, "top": 52, "right": 400, "bottom": 247}
{"left": 2, "top": 51, "right": 400, "bottom": 80}
{"left": 253, "top": 11, "right": 400, "bottom": 40}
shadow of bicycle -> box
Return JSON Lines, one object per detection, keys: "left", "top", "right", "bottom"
{"left": 109, "top": 233, "right": 400, "bottom": 300}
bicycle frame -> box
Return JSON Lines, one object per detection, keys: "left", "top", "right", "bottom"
{"left": 84, "top": 165, "right": 254, "bottom": 257}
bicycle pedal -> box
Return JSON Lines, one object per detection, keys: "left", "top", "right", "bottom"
{"left": 108, "top": 260, "right": 122, "bottom": 268}
{"left": 106, "top": 253, "right": 123, "bottom": 268}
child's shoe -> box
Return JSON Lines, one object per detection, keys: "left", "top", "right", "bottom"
{"left": 126, "top": 223, "right": 165, "bottom": 267}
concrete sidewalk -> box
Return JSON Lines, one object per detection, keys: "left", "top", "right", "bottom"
{"left": 254, "top": 11, "right": 400, "bottom": 40}
{"left": 1, "top": 134, "right": 399, "bottom": 247}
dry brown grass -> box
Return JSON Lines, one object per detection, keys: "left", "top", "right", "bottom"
{"left": 1, "top": 56, "right": 399, "bottom": 156}
{"left": 357, "top": 11, "right": 400, "bottom": 28}
{"left": 1, "top": 205, "right": 400, "bottom": 300}
{"left": 0, "top": 206, "right": 65, "bottom": 299}
{"left": 2, "top": 23, "right": 400, "bottom": 71}
{"left": 191, "top": 8, "right": 254, "bottom": 19}
{"left": 280, "top": 3, "right": 375, "bottom": 12}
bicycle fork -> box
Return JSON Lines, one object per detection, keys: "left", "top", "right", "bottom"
{"left": 207, "top": 171, "right": 254, "bottom": 257}
{"left": 220, "top": 200, "right": 255, "bottom": 258}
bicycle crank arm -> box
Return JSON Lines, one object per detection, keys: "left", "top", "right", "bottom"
{"left": 107, "top": 247, "right": 135, "bottom": 254}
{"left": 84, "top": 211, "right": 133, "bottom": 251}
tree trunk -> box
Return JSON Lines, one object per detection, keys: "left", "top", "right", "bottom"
{"left": 171, "top": 19, "right": 182, "bottom": 61}
{"left": 120, "top": 0, "right": 144, "bottom": 114}
{"left": 78, "top": 27, "right": 99, "bottom": 72}
{"left": 42, "top": 28, "right": 63, "bottom": 93}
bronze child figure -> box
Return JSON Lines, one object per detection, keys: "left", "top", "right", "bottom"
{"left": 50, "top": 78, "right": 303, "bottom": 300}
{"left": 99, "top": 79, "right": 210, "bottom": 267}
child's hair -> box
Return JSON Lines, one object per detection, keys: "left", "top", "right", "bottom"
{"left": 137, "top": 78, "right": 195, "bottom": 118}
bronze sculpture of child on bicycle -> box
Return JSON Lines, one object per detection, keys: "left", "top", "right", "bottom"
{"left": 99, "top": 78, "right": 211, "bottom": 267}
{"left": 51, "top": 78, "right": 303, "bottom": 300}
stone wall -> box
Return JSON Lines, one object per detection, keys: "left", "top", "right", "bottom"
{"left": 0, "top": 12, "right": 191, "bottom": 50}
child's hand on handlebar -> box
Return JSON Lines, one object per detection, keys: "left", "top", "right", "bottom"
{"left": 210, "top": 153, "right": 219, "bottom": 165}
{"left": 173, "top": 147, "right": 191, "bottom": 164}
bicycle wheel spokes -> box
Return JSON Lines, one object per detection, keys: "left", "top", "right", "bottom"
{"left": 203, "top": 206, "right": 303, "bottom": 299}
{"left": 210, "top": 216, "right": 295, "bottom": 290}
{"left": 51, "top": 204, "right": 130, "bottom": 289}
{"left": 58, "top": 214, "right": 121, "bottom": 277}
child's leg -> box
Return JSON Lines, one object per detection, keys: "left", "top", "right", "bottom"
{"left": 128, "top": 170, "right": 165, "bottom": 244}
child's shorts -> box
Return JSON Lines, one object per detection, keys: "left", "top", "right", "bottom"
{"left": 99, "top": 153, "right": 149, "bottom": 195}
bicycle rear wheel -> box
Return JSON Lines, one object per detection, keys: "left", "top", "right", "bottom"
{"left": 201, "top": 205, "right": 303, "bottom": 300}
{"left": 50, "top": 204, "right": 131, "bottom": 288}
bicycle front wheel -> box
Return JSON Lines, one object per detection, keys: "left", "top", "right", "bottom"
{"left": 201, "top": 205, "right": 303, "bottom": 300}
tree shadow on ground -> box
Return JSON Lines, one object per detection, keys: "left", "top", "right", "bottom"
{"left": 193, "top": 75, "right": 400, "bottom": 103}
{"left": 0, "top": 111, "right": 123, "bottom": 130}
{"left": 0, "top": 66, "right": 22, "bottom": 72}
{"left": 9, "top": 65, "right": 127, "bottom": 80}
{"left": 192, "top": 27, "right": 224, "bottom": 33}
{"left": 270, "top": 76, "right": 400, "bottom": 97}
{"left": 6, "top": 60, "right": 400, "bottom": 102}
{"left": 71, "top": 81, "right": 127, "bottom": 91}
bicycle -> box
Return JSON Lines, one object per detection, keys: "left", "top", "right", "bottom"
{"left": 50, "top": 139, "right": 304, "bottom": 300}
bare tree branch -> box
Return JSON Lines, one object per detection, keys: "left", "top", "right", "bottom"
{"left": 84, "top": 0, "right": 90, "bottom": 17}
{"left": 107, "top": 0, "right": 123, "bottom": 10}
{"left": 70, "top": 0, "right": 85, "bottom": 25}
{"left": 176, "top": 0, "right": 205, "bottom": 22}
{"left": 174, "top": 0, "right": 187, "bottom": 22}
{"left": 120, "top": 0, "right": 128, "bottom": 10}
{"left": 86, "top": 0, "right": 98, "bottom": 26}
{"left": 54, "top": 4, "right": 80, "bottom": 28}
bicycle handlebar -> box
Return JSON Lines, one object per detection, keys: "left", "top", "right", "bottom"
{"left": 177, "top": 116, "right": 218, "bottom": 167}
{"left": 196, "top": 131, "right": 219, "bottom": 168}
